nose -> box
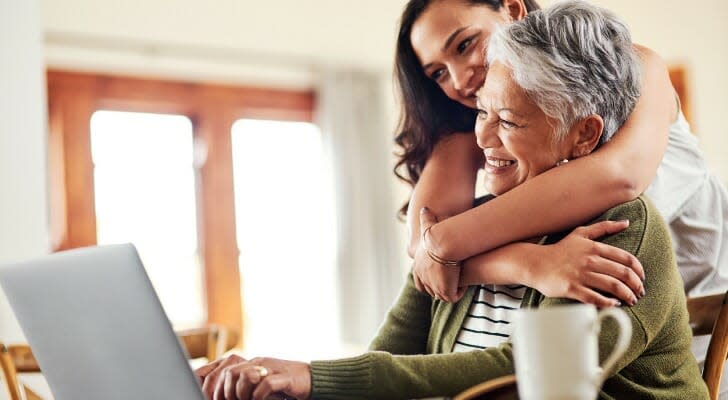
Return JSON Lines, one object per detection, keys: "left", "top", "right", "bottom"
{"left": 451, "top": 65, "right": 475, "bottom": 95}
{"left": 475, "top": 116, "right": 499, "bottom": 150}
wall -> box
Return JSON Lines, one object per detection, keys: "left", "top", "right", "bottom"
{"left": 40, "top": 0, "right": 409, "bottom": 88}
{"left": 0, "top": 0, "right": 51, "bottom": 398}
{"left": 0, "top": 0, "right": 50, "bottom": 341}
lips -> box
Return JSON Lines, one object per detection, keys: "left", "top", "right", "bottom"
{"left": 484, "top": 155, "right": 516, "bottom": 173}
{"left": 486, "top": 158, "right": 515, "bottom": 167}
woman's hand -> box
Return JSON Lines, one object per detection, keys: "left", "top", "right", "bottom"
{"left": 527, "top": 220, "right": 645, "bottom": 308}
{"left": 412, "top": 207, "right": 466, "bottom": 303}
{"left": 195, "top": 355, "right": 311, "bottom": 400}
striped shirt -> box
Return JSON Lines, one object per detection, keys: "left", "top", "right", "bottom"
{"left": 452, "top": 284, "right": 526, "bottom": 352}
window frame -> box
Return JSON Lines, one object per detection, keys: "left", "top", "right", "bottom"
{"left": 47, "top": 70, "right": 315, "bottom": 343}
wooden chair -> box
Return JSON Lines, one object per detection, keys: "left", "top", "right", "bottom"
{"left": 176, "top": 325, "right": 238, "bottom": 361}
{"left": 687, "top": 291, "right": 728, "bottom": 400}
{"left": 454, "top": 374, "right": 518, "bottom": 400}
{"left": 0, "top": 325, "right": 238, "bottom": 400}
{"left": 0, "top": 343, "right": 42, "bottom": 400}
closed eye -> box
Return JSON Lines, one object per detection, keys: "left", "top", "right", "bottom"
{"left": 499, "top": 119, "right": 517, "bottom": 129}
{"left": 477, "top": 109, "right": 488, "bottom": 120}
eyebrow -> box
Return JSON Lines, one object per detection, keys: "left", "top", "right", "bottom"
{"left": 498, "top": 108, "right": 524, "bottom": 118}
{"left": 443, "top": 26, "right": 469, "bottom": 52}
{"left": 422, "top": 26, "right": 470, "bottom": 70}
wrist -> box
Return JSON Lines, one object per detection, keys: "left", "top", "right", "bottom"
{"left": 517, "top": 243, "right": 543, "bottom": 288}
{"left": 428, "top": 222, "right": 455, "bottom": 261}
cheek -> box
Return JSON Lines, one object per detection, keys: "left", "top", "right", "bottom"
{"left": 469, "top": 47, "right": 485, "bottom": 68}
{"left": 438, "top": 82, "right": 457, "bottom": 101}
{"left": 509, "top": 141, "right": 547, "bottom": 176}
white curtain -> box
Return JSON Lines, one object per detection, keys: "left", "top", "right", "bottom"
{"left": 317, "top": 69, "right": 406, "bottom": 348}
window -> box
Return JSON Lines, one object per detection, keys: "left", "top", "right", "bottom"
{"left": 47, "top": 70, "right": 315, "bottom": 345}
{"left": 231, "top": 119, "right": 339, "bottom": 359}
{"left": 90, "top": 110, "right": 203, "bottom": 328}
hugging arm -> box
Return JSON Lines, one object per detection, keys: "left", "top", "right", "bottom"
{"left": 409, "top": 46, "right": 673, "bottom": 303}
{"left": 458, "top": 219, "right": 645, "bottom": 308}
{"left": 419, "top": 46, "right": 674, "bottom": 261}
{"left": 405, "top": 132, "right": 483, "bottom": 258}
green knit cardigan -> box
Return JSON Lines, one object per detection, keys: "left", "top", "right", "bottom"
{"left": 310, "top": 196, "right": 709, "bottom": 399}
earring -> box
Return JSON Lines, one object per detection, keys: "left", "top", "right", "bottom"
{"left": 556, "top": 159, "right": 569, "bottom": 166}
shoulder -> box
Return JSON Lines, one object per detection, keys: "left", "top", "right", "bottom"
{"left": 593, "top": 195, "right": 670, "bottom": 258}
{"left": 596, "top": 195, "right": 649, "bottom": 225}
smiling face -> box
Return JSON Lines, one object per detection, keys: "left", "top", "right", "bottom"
{"left": 410, "top": 0, "right": 513, "bottom": 109}
{"left": 475, "top": 61, "right": 577, "bottom": 195}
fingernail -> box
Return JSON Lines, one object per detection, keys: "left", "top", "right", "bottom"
{"left": 631, "top": 296, "right": 638, "bottom": 306}
{"left": 613, "top": 300, "right": 621, "bottom": 307}
{"left": 621, "top": 219, "right": 630, "bottom": 225}
{"left": 640, "top": 287, "right": 646, "bottom": 298}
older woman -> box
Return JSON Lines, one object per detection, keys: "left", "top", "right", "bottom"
{"left": 196, "top": 2, "right": 707, "bottom": 399}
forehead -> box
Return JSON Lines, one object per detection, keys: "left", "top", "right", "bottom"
{"left": 410, "top": 1, "right": 504, "bottom": 62}
{"left": 479, "top": 62, "right": 538, "bottom": 111}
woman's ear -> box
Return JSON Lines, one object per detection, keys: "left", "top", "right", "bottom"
{"left": 502, "top": 0, "right": 527, "bottom": 21}
{"left": 570, "top": 115, "right": 604, "bottom": 158}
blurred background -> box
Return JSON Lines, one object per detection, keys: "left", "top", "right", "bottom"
{"left": 1, "top": 0, "right": 727, "bottom": 398}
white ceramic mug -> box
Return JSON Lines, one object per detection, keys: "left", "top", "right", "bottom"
{"left": 512, "top": 304, "right": 632, "bottom": 400}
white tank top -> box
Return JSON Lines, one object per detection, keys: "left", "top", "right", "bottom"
{"left": 646, "top": 111, "right": 728, "bottom": 295}
{"left": 646, "top": 112, "right": 708, "bottom": 222}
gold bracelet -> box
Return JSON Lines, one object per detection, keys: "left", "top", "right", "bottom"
{"left": 422, "top": 226, "right": 461, "bottom": 267}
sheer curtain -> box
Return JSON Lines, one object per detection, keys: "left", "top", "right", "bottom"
{"left": 317, "top": 69, "right": 406, "bottom": 349}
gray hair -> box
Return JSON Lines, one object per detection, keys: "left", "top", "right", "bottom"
{"left": 486, "top": 0, "right": 641, "bottom": 144}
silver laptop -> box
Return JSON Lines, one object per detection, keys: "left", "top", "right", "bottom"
{"left": 0, "top": 244, "right": 205, "bottom": 400}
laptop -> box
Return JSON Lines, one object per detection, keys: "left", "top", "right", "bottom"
{"left": 0, "top": 244, "right": 205, "bottom": 400}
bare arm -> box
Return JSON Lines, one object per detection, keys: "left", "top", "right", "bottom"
{"left": 405, "top": 132, "right": 483, "bottom": 258}
{"left": 459, "top": 220, "right": 645, "bottom": 308}
{"left": 416, "top": 46, "right": 675, "bottom": 261}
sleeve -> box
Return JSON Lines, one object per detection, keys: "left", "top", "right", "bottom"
{"left": 367, "top": 272, "right": 432, "bottom": 355}
{"left": 310, "top": 345, "right": 515, "bottom": 400}
{"left": 310, "top": 272, "right": 516, "bottom": 399}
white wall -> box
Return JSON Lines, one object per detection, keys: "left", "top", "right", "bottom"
{"left": 0, "top": 0, "right": 51, "bottom": 398}
{"left": 0, "top": 0, "right": 50, "bottom": 341}
{"left": 40, "top": 0, "right": 409, "bottom": 88}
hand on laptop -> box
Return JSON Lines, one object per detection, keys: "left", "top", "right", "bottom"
{"left": 196, "top": 354, "right": 311, "bottom": 400}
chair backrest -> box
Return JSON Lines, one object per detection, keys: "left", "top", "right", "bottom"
{"left": 687, "top": 291, "right": 728, "bottom": 400}
{"left": 453, "top": 374, "right": 517, "bottom": 400}
{"left": 1, "top": 325, "right": 238, "bottom": 400}
{"left": 1, "top": 343, "right": 25, "bottom": 400}
{"left": 177, "top": 325, "right": 239, "bottom": 361}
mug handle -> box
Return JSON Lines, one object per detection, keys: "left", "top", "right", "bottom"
{"left": 597, "top": 307, "right": 632, "bottom": 383}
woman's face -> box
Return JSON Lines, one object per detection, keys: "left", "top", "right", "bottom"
{"left": 475, "top": 61, "right": 575, "bottom": 196}
{"left": 410, "top": 0, "right": 514, "bottom": 109}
